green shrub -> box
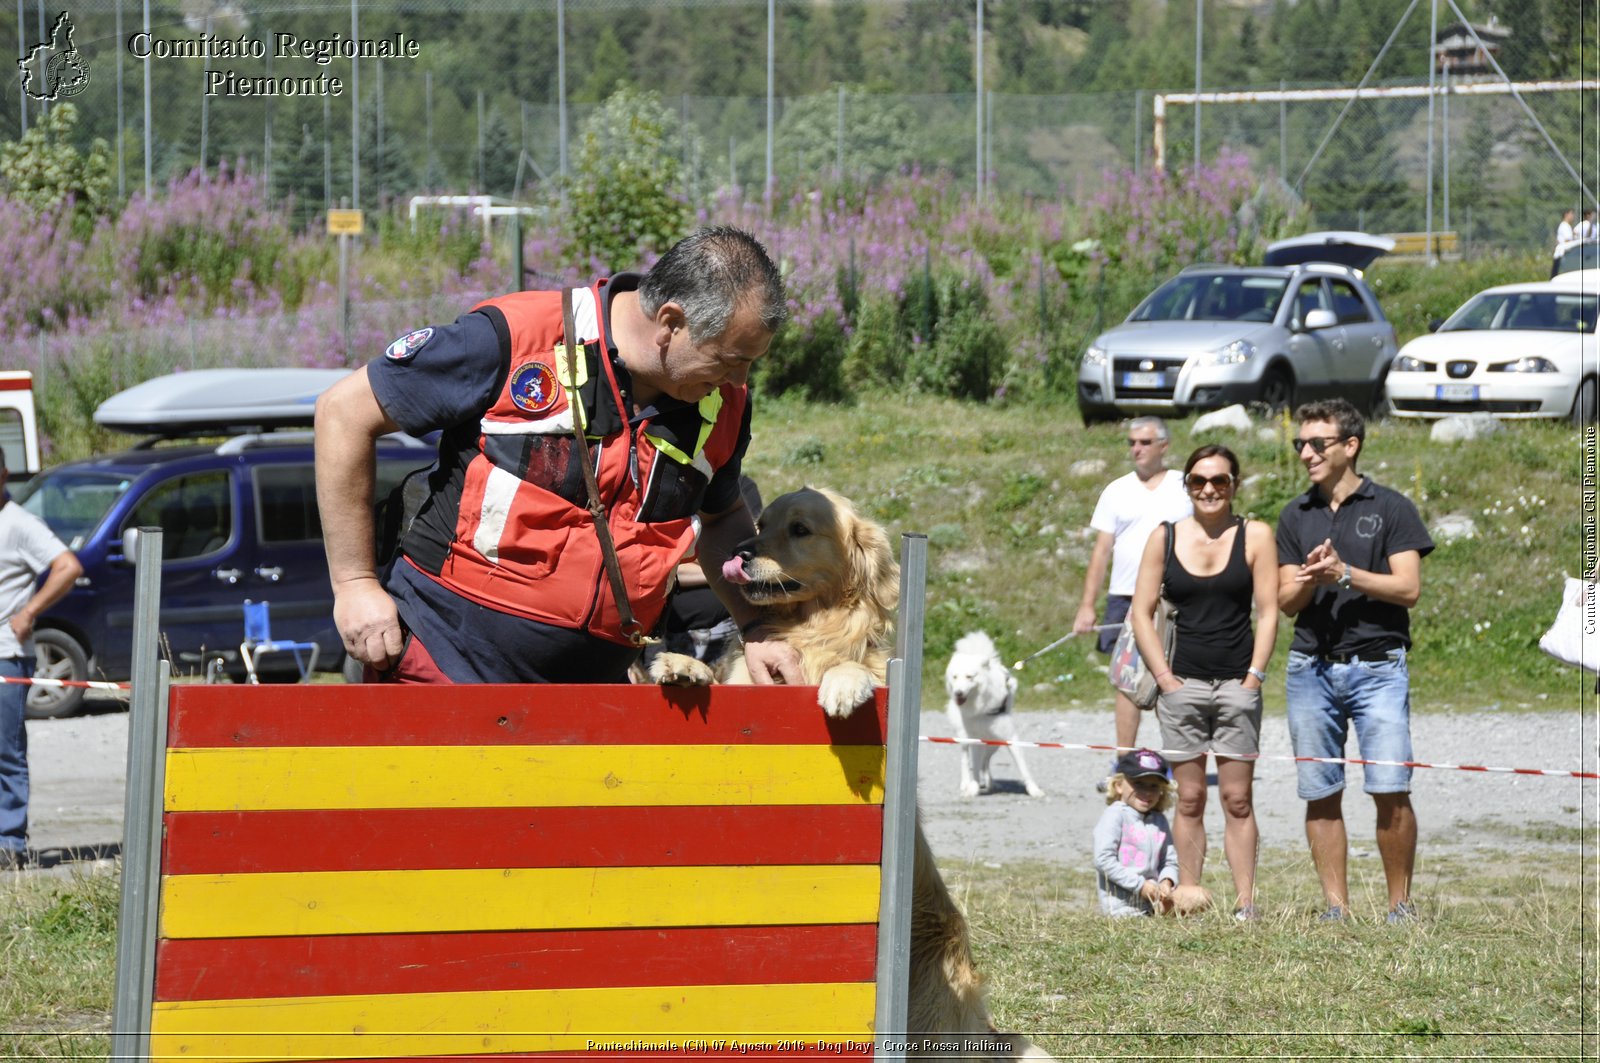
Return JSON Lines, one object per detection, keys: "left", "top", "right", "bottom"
{"left": 0, "top": 103, "right": 112, "bottom": 228}
{"left": 564, "top": 88, "right": 693, "bottom": 271}
{"left": 758, "top": 309, "right": 849, "bottom": 403}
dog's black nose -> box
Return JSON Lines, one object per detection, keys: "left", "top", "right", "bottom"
{"left": 734, "top": 542, "right": 756, "bottom": 561}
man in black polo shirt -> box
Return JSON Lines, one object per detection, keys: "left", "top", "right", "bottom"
{"left": 1277, "top": 398, "right": 1433, "bottom": 925}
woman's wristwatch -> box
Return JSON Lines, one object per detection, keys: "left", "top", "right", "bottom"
{"left": 1247, "top": 667, "right": 1267, "bottom": 683}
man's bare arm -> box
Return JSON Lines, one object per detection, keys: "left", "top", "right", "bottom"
{"left": 314, "top": 366, "right": 407, "bottom": 670}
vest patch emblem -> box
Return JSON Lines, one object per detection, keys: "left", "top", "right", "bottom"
{"left": 385, "top": 327, "right": 434, "bottom": 362}
{"left": 510, "top": 361, "right": 560, "bottom": 415}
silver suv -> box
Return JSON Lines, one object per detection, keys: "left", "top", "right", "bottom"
{"left": 1076, "top": 233, "right": 1399, "bottom": 424}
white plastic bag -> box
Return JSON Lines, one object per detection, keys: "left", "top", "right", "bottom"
{"left": 1539, "top": 577, "right": 1598, "bottom": 673}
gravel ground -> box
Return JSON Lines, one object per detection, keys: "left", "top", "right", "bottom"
{"left": 20, "top": 695, "right": 1595, "bottom": 875}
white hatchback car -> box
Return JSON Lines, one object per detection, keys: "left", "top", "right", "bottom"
{"left": 1385, "top": 276, "right": 1599, "bottom": 424}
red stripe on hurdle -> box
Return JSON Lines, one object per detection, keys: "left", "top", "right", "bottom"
{"left": 169, "top": 684, "right": 889, "bottom": 748}
{"left": 161, "top": 805, "right": 885, "bottom": 874}
{"left": 154, "top": 924, "right": 880, "bottom": 1001}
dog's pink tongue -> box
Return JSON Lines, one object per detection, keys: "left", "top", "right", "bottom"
{"left": 721, "top": 557, "right": 751, "bottom": 585}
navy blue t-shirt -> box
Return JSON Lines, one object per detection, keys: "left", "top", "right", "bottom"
{"left": 1275, "top": 476, "right": 1434, "bottom": 657}
{"left": 365, "top": 277, "right": 750, "bottom": 682}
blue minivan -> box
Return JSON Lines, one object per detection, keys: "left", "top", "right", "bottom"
{"left": 12, "top": 370, "right": 433, "bottom": 716}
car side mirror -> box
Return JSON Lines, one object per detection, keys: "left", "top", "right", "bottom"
{"left": 1428, "top": 317, "right": 1444, "bottom": 332}
{"left": 112, "top": 527, "right": 147, "bottom": 567}
{"left": 1303, "top": 308, "right": 1338, "bottom": 331}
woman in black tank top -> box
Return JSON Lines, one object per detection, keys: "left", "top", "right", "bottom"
{"left": 1129, "top": 444, "right": 1279, "bottom": 921}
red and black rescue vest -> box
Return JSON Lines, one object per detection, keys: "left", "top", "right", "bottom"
{"left": 400, "top": 281, "right": 749, "bottom": 644}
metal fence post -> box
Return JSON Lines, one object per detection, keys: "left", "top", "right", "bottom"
{"left": 110, "top": 527, "right": 168, "bottom": 1061}
{"left": 876, "top": 533, "right": 926, "bottom": 1061}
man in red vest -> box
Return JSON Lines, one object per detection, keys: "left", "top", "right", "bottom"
{"left": 315, "top": 226, "right": 802, "bottom": 686}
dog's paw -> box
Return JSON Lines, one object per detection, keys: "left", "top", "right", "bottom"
{"left": 959, "top": 778, "right": 981, "bottom": 799}
{"left": 648, "top": 652, "right": 715, "bottom": 687}
{"left": 817, "top": 664, "right": 875, "bottom": 718}
{"left": 1025, "top": 782, "right": 1047, "bottom": 798}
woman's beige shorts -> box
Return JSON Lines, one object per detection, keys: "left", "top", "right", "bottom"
{"left": 1155, "top": 677, "right": 1262, "bottom": 762}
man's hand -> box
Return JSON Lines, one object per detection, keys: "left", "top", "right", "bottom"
{"left": 742, "top": 633, "right": 806, "bottom": 686}
{"left": 1297, "top": 538, "right": 1344, "bottom": 584}
{"left": 1072, "top": 602, "right": 1099, "bottom": 636}
{"left": 8, "top": 613, "right": 32, "bottom": 644}
{"left": 334, "top": 577, "right": 405, "bottom": 671}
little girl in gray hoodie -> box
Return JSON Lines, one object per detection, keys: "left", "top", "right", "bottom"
{"left": 1093, "top": 748, "right": 1180, "bottom": 916}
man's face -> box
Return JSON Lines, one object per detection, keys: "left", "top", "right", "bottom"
{"left": 656, "top": 299, "right": 773, "bottom": 403}
{"left": 1126, "top": 426, "right": 1168, "bottom": 475}
{"left": 1293, "top": 417, "right": 1358, "bottom": 489}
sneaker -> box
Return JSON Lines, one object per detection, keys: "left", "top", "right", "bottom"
{"left": 1317, "top": 905, "right": 1347, "bottom": 923}
{"left": 1387, "top": 901, "right": 1418, "bottom": 925}
{"left": 1233, "top": 904, "right": 1260, "bottom": 923}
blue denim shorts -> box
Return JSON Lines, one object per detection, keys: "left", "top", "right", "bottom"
{"left": 1284, "top": 648, "right": 1412, "bottom": 800}
{"left": 1099, "top": 595, "right": 1131, "bottom": 654}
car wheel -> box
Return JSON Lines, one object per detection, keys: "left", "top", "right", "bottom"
{"left": 1571, "top": 377, "right": 1597, "bottom": 427}
{"left": 1259, "top": 367, "right": 1295, "bottom": 412}
{"left": 1079, "top": 404, "right": 1116, "bottom": 426}
{"left": 26, "top": 628, "right": 89, "bottom": 719}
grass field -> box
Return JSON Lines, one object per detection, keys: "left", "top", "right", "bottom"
{"left": 2, "top": 847, "right": 1594, "bottom": 1059}
{"left": 741, "top": 393, "right": 1589, "bottom": 710}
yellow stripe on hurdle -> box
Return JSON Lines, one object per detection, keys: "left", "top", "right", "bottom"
{"left": 160, "top": 864, "right": 882, "bottom": 939}
{"left": 164, "top": 744, "right": 886, "bottom": 811}
{"left": 150, "top": 981, "right": 877, "bottom": 1060}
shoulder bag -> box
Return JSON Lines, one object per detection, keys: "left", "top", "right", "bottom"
{"left": 1109, "top": 520, "right": 1179, "bottom": 710}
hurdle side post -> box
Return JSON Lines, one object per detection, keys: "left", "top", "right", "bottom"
{"left": 111, "top": 528, "right": 169, "bottom": 1061}
{"left": 876, "top": 532, "right": 926, "bottom": 1060}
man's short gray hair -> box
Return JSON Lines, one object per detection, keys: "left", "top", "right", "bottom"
{"left": 1127, "top": 416, "right": 1170, "bottom": 442}
{"left": 638, "top": 226, "right": 788, "bottom": 343}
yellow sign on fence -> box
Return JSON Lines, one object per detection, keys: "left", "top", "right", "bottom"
{"left": 326, "top": 209, "right": 364, "bottom": 235}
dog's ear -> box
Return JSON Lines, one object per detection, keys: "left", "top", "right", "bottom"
{"left": 845, "top": 503, "right": 900, "bottom": 621}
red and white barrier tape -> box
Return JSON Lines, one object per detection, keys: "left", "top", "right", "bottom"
{"left": 921, "top": 735, "right": 1599, "bottom": 781}
{"left": 0, "top": 675, "right": 130, "bottom": 692}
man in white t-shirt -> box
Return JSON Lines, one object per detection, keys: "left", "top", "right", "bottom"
{"left": 1073, "top": 417, "right": 1192, "bottom": 778}
{"left": 0, "top": 448, "right": 82, "bottom": 869}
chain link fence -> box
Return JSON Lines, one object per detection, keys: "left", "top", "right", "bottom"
{"left": 0, "top": 2, "right": 1591, "bottom": 249}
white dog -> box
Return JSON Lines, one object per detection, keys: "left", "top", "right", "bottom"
{"left": 943, "top": 632, "right": 1046, "bottom": 799}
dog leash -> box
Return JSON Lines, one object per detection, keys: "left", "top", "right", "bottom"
{"left": 561, "top": 287, "right": 656, "bottom": 647}
{"left": 1011, "top": 625, "right": 1121, "bottom": 671}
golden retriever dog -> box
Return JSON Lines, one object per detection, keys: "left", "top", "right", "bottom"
{"left": 651, "top": 487, "right": 1052, "bottom": 1062}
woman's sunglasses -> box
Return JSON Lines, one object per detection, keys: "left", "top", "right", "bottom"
{"left": 1186, "top": 473, "right": 1235, "bottom": 492}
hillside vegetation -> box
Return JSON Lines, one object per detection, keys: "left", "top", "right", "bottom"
{"left": 743, "top": 393, "right": 1584, "bottom": 711}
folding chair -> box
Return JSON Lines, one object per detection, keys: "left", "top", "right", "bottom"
{"left": 240, "top": 599, "right": 320, "bottom": 684}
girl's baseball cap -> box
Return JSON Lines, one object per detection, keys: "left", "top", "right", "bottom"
{"left": 1116, "top": 748, "right": 1169, "bottom": 780}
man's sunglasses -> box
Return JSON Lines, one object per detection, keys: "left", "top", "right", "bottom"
{"left": 1290, "top": 435, "right": 1351, "bottom": 455}
{"left": 1186, "top": 474, "right": 1235, "bottom": 492}
{"left": 1127, "top": 437, "right": 1162, "bottom": 447}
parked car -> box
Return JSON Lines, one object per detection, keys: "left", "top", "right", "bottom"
{"left": 11, "top": 369, "right": 433, "bottom": 717}
{"left": 1554, "top": 238, "right": 1598, "bottom": 277}
{"left": 1076, "top": 232, "right": 1399, "bottom": 424}
{"left": 1384, "top": 277, "right": 1598, "bottom": 424}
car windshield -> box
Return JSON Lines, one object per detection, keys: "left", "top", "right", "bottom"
{"left": 1131, "top": 273, "right": 1288, "bottom": 323}
{"left": 1442, "top": 291, "right": 1598, "bottom": 333}
{"left": 11, "top": 469, "right": 136, "bottom": 550}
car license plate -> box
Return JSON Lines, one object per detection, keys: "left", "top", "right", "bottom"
{"left": 1121, "top": 371, "right": 1165, "bottom": 389}
{"left": 1435, "top": 384, "right": 1478, "bottom": 401}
